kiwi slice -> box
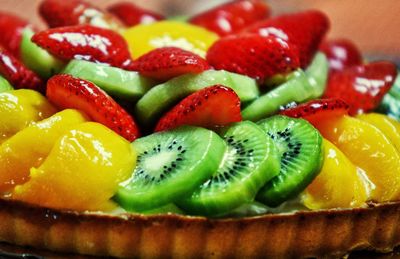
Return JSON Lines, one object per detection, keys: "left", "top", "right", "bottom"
{"left": 305, "top": 52, "right": 329, "bottom": 99}
{"left": 134, "top": 70, "right": 260, "bottom": 127}
{"left": 378, "top": 93, "right": 400, "bottom": 120}
{"left": 20, "top": 28, "right": 64, "bottom": 79}
{"left": 0, "top": 76, "right": 13, "bottom": 92}
{"left": 176, "top": 121, "right": 280, "bottom": 216}
{"left": 63, "top": 60, "right": 156, "bottom": 102}
{"left": 256, "top": 115, "right": 323, "bottom": 207}
{"left": 114, "top": 126, "right": 226, "bottom": 212}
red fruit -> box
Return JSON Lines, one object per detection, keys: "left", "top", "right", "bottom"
{"left": 0, "top": 11, "right": 30, "bottom": 58}
{"left": 107, "top": 1, "right": 164, "bottom": 27}
{"left": 46, "top": 74, "right": 140, "bottom": 141}
{"left": 131, "top": 47, "right": 210, "bottom": 81}
{"left": 319, "top": 39, "right": 363, "bottom": 72}
{"left": 324, "top": 61, "right": 398, "bottom": 115}
{"left": 206, "top": 34, "right": 300, "bottom": 82}
{"left": 189, "top": 0, "right": 270, "bottom": 36}
{"left": 155, "top": 85, "right": 242, "bottom": 132}
{"left": 280, "top": 99, "right": 349, "bottom": 127}
{"left": 245, "top": 10, "right": 330, "bottom": 68}
{"left": 32, "top": 25, "right": 132, "bottom": 68}
{"left": 0, "top": 47, "right": 44, "bottom": 92}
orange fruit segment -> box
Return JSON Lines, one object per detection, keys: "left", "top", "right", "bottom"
{"left": 13, "top": 122, "right": 136, "bottom": 211}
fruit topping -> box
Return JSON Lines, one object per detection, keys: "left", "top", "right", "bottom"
{"left": 32, "top": 25, "right": 132, "bottom": 68}
{"left": 324, "top": 61, "right": 398, "bottom": 115}
{"left": 177, "top": 121, "right": 280, "bottom": 216}
{"left": 206, "top": 34, "right": 300, "bottom": 83}
{"left": 115, "top": 126, "right": 226, "bottom": 211}
{"left": 107, "top": 1, "right": 165, "bottom": 26}
{"left": 0, "top": 76, "right": 13, "bottom": 93}
{"left": 13, "top": 122, "right": 136, "bottom": 211}
{"left": 46, "top": 74, "right": 140, "bottom": 141}
{"left": 0, "top": 11, "right": 30, "bottom": 58}
{"left": 131, "top": 47, "right": 211, "bottom": 81}
{"left": 155, "top": 85, "right": 241, "bottom": 132}
{"left": 256, "top": 115, "right": 323, "bottom": 207}
{"left": 189, "top": 0, "right": 270, "bottom": 36}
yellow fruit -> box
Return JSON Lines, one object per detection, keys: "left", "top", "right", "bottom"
{"left": 316, "top": 115, "right": 400, "bottom": 202}
{"left": 302, "top": 139, "right": 369, "bottom": 209}
{"left": 13, "top": 122, "right": 136, "bottom": 211}
{"left": 123, "top": 21, "right": 219, "bottom": 58}
{"left": 0, "top": 89, "right": 57, "bottom": 144}
{"left": 0, "top": 109, "right": 88, "bottom": 193}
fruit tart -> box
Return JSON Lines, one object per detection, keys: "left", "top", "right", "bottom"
{"left": 0, "top": 0, "right": 400, "bottom": 258}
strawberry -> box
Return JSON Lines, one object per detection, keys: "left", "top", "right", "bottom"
{"left": 32, "top": 25, "right": 132, "bottom": 68}
{"left": 280, "top": 99, "right": 349, "bottom": 127}
{"left": 47, "top": 74, "right": 140, "bottom": 141}
{"left": 324, "top": 61, "right": 398, "bottom": 115}
{"left": 206, "top": 34, "right": 300, "bottom": 83}
{"left": 0, "top": 47, "right": 44, "bottom": 92}
{"left": 107, "top": 1, "right": 165, "bottom": 27}
{"left": 0, "top": 11, "right": 31, "bottom": 58}
{"left": 131, "top": 47, "right": 210, "bottom": 81}
{"left": 319, "top": 39, "right": 363, "bottom": 72}
{"left": 244, "top": 10, "right": 330, "bottom": 68}
{"left": 189, "top": 0, "right": 270, "bottom": 36}
{"left": 155, "top": 85, "right": 241, "bottom": 132}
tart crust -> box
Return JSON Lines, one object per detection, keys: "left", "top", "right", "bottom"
{"left": 0, "top": 199, "right": 399, "bottom": 258}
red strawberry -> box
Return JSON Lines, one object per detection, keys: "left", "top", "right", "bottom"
{"left": 47, "top": 74, "right": 140, "bottom": 141}
{"left": 189, "top": 0, "right": 270, "bottom": 36}
{"left": 155, "top": 85, "right": 241, "bottom": 132}
{"left": 206, "top": 34, "right": 300, "bottom": 83}
{"left": 131, "top": 47, "right": 210, "bottom": 81}
{"left": 0, "top": 47, "right": 44, "bottom": 92}
{"left": 32, "top": 25, "right": 132, "bottom": 68}
{"left": 107, "top": 1, "right": 165, "bottom": 27}
{"left": 0, "top": 11, "right": 31, "bottom": 58}
{"left": 280, "top": 99, "right": 349, "bottom": 127}
{"left": 244, "top": 10, "right": 330, "bottom": 68}
{"left": 319, "top": 39, "right": 363, "bottom": 72}
{"left": 324, "top": 61, "right": 398, "bottom": 115}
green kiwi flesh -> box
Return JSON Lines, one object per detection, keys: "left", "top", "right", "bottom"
{"left": 305, "top": 52, "right": 329, "bottom": 99}
{"left": 177, "top": 121, "right": 280, "bottom": 216}
{"left": 63, "top": 60, "right": 156, "bottom": 102}
{"left": 0, "top": 76, "right": 13, "bottom": 92}
{"left": 256, "top": 115, "right": 323, "bottom": 207}
{"left": 114, "top": 126, "right": 226, "bottom": 212}
{"left": 134, "top": 70, "right": 260, "bottom": 127}
{"left": 377, "top": 73, "right": 400, "bottom": 120}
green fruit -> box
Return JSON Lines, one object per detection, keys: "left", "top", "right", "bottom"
{"left": 305, "top": 52, "right": 329, "bottom": 99}
{"left": 377, "top": 93, "right": 400, "bottom": 120}
{"left": 0, "top": 76, "right": 13, "bottom": 92}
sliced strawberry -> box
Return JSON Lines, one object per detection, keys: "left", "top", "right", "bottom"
{"left": 107, "top": 1, "right": 165, "bottom": 27}
{"left": 206, "top": 34, "right": 300, "bottom": 83}
{"left": 155, "top": 85, "right": 241, "bottom": 132}
{"left": 47, "top": 74, "right": 140, "bottom": 141}
{"left": 280, "top": 99, "right": 349, "bottom": 127}
{"left": 324, "top": 61, "right": 398, "bottom": 115}
{"left": 0, "top": 11, "right": 31, "bottom": 58}
{"left": 131, "top": 47, "right": 210, "bottom": 81}
{"left": 189, "top": 0, "right": 270, "bottom": 36}
{"left": 32, "top": 25, "right": 132, "bottom": 68}
{"left": 0, "top": 47, "right": 44, "bottom": 92}
{"left": 320, "top": 39, "right": 363, "bottom": 72}
{"left": 244, "top": 10, "right": 330, "bottom": 68}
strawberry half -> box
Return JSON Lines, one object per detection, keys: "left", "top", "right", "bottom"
{"left": 107, "top": 1, "right": 165, "bottom": 27}
{"left": 319, "top": 38, "right": 363, "bottom": 72}
{"left": 189, "top": 0, "right": 270, "bottom": 36}
{"left": 47, "top": 74, "right": 140, "bottom": 141}
{"left": 324, "top": 61, "right": 398, "bottom": 115}
{"left": 131, "top": 47, "right": 211, "bottom": 81}
{"left": 155, "top": 85, "right": 242, "bottom": 132}
{"left": 244, "top": 10, "right": 330, "bottom": 68}
{"left": 0, "top": 47, "right": 44, "bottom": 92}
{"left": 32, "top": 25, "right": 132, "bottom": 68}
{"left": 0, "top": 11, "right": 30, "bottom": 58}
{"left": 206, "top": 34, "right": 300, "bottom": 83}
{"left": 280, "top": 99, "right": 349, "bottom": 127}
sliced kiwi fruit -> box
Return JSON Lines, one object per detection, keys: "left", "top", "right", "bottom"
{"left": 256, "top": 115, "right": 323, "bottom": 207}
{"left": 134, "top": 70, "right": 260, "bottom": 127}
{"left": 305, "top": 52, "right": 329, "bottom": 99}
{"left": 63, "top": 60, "right": 156, "bottom": 102}
{"left": 0, "top": 76, "right": 13, "bottom": 92}
{"left": 377, "top": 93, "right": 400, "bottom": 120}
{"left": 114, "top": 126, "right": 226, "bottom": 212}
{"left": 176, "top": 121, "right": 280, "bottom": 216}
{"left": 20, "top": 28, "right": 64, "bottom": 79}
